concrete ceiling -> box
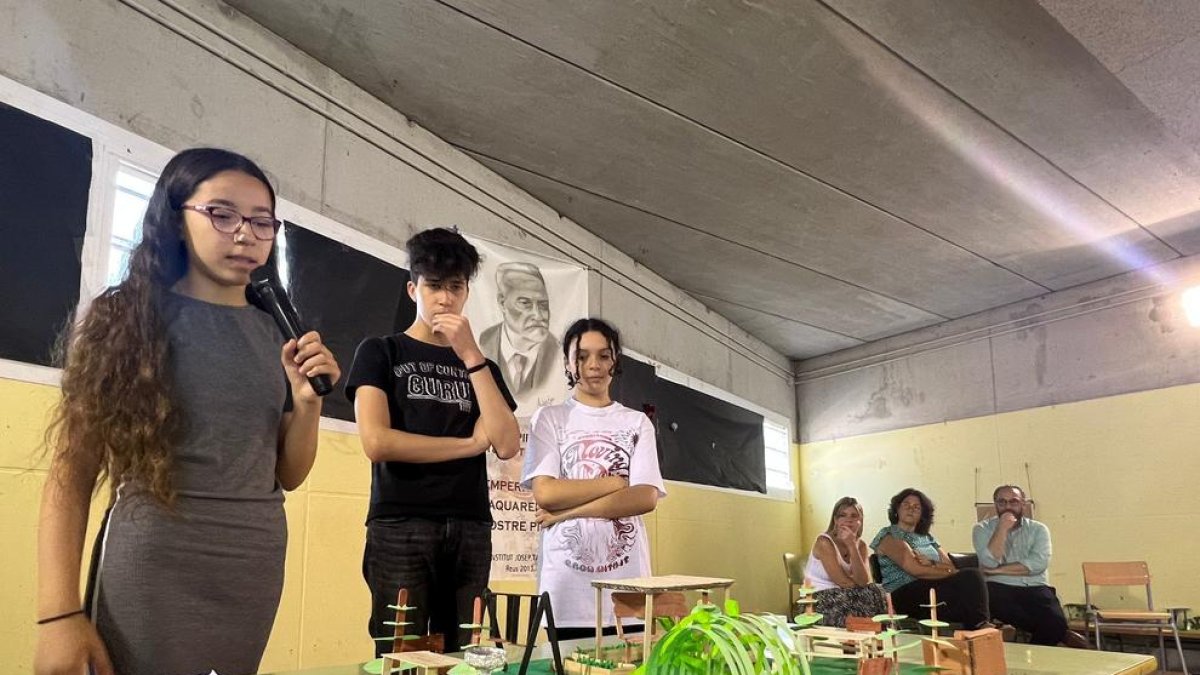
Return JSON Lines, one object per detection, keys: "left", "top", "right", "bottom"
{"left": 224, "top": 0, "right": 1200, "bottom": 361}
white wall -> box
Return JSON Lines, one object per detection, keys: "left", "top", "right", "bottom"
{"left": 797, "top": 253, "right": 1200, "bottom": 442}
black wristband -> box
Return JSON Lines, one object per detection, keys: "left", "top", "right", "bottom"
{"left": 466, "top": 362, "right": 488, "bottom": 375}
{"left": 37, "top": 608, "right": 86, "bottom": 625}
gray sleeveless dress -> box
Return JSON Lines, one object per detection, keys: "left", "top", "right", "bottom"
{"left": 93, "top": 292, "right": 289, "bottom": 675}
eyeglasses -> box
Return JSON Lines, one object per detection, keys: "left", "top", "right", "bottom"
{"left": 181, "top": 204, "right": 282, "bottom": 241}
{"left": 995, "top": 498, "right": 1025, "bottom": 506}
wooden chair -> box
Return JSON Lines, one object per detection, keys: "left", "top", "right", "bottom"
{"left": 948, "top": 552, "right": 979, "bottom": 570}
{"left": 612, "top": 591, "right": 690, "bottom": 664}
{"left": 1082, "top": 561, "right": 1188, "bottom": 674}
{"left": 477, "top": 589, "right": 564, "bottom": 675}
{"left": 783, "top": 552, "right": 806, "bottom": 621}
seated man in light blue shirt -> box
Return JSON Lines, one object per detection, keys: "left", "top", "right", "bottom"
{"left": 972, "top": 485, "right": 1088, "bottom": 648}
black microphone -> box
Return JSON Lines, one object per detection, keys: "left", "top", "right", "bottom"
{"left": 247, "top": 276, "right": 334, "bottom": 397}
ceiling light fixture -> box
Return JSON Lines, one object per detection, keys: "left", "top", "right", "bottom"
{"left": 1181, "top": 286, "right": 1200, "bottom": 327}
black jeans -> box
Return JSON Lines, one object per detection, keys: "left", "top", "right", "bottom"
{"left": 364, "top": 517, "right": 492, "bottom": 656}
{"left": 986, "top": 582, "right": 1068, "bottom": 645}
{"left": 891, "top": 568, "right": 990, "bottom": 629}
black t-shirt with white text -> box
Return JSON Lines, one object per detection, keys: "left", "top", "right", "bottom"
{"left": 345, "top": 333, "right": 516, "bottom": 523}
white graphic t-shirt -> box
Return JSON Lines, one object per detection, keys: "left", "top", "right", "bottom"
{"left": 521, "top": 398, "right": 667, "bottom": 628}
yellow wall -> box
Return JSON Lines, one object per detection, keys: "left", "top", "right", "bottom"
{"left": 799, "top": 381, "right": 1200, "bottom": 613}
{"left": 0, "top": 376, "right": 803, "bottom": 672}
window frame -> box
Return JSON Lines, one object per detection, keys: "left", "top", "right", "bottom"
{"left": 624, "top": 347, "right": 796, "bottom": 501}
{"left": 0, "top": 75, "right": 402, "bottom": 435}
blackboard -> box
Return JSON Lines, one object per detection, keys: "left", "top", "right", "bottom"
{"left": 271, "top": 221, "right": 415, "bottom": 422}
{"left": 0, "top": 103, "right": 91, "bottom": 366}
{"left": 614, "top": 353, "right": 767, "bottom": 493}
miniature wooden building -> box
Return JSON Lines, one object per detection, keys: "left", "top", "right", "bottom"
{"left": 921, "top": 627, "right": 1006, "bottom": 675}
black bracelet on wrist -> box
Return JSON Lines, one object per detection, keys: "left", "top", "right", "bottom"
{"left": 465, "top": 362, "right": 488, "bottom": 375}
{"left": 37, "top": 608, "right": 86, "bottom": 625}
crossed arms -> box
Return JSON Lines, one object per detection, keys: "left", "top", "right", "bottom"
{"left": 875, "top": 534, "right": 957, "bottom": 580}
{"left": 531, "top": 475, "right": 659, "bottom": 527}
{"left": 972, "top": 518, "right": 1050, "bottom": 577}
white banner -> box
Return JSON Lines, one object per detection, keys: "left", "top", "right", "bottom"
{"left": 465, "top": 237, "right": 588, "bottom": 580}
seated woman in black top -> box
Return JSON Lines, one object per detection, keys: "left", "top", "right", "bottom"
{"left": 870, "top": 488, "right": 990, "bottom": 629}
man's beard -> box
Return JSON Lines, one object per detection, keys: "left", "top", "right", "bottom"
{"left": 1001, "top": 509, "right": 1023, "bottom": 527}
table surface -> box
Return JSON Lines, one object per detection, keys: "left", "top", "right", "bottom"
{"left": 266, "top": 635, "right": 1157, "bottom": 675}
{"left": 588, "top": 574, "right": 736, "bottom": 592}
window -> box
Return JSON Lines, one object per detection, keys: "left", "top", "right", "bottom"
{"left": 103, "top": 165, "right": 298, "bottom": 291}
{"left": 106, "top": 164, "right": 155, "bottom": 286}
{"left": 622, "top": 348, "right": 794, "bottom": 500}
{"left": 764, "top": 418, "right": 793, "bottom": 493}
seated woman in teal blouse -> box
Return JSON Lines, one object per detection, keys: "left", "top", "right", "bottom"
{"left": 870, "top": 488, "right": 990, "bottom": 629}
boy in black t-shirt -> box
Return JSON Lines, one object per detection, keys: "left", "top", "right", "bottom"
{"left": 345, "top": 227, "right": 520, "bottom": 654}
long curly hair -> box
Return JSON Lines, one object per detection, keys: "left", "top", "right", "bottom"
{"left": 45, "top": 148, "right": 276, "bottom": 507}
{"left": 561, "top": 317, "right": 623, "bottom": 387}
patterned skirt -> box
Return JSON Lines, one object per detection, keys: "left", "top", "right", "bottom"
{"left": 813, "top": 583, "right": 888, "bottom": 627}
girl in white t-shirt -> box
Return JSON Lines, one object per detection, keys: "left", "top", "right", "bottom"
{"left": 521, "top": 318, "right": 666, "bottom": 638}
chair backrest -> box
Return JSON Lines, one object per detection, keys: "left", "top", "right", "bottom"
{"left": 1082, "top": 561, "right": 1155, "bottom": 611}
{"left": 868, "top": 552, "right": 974, "bottom": 583}
{"left": 1082, "top": 561, "right": 1151, "bottom": 586}
{"left": 949, "top": 552, "right": 979, "bottom": 570}
{"left": 974, "top": 500, "right": 1035, "bottom": 521}
{"left": 783, "top": 552, "right": 805, "bottom": 585}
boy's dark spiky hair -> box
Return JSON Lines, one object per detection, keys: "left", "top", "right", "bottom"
{"left": 405, "top": 227, "right": 481, "bottom": 283}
